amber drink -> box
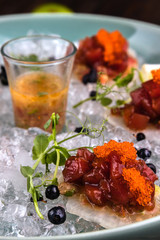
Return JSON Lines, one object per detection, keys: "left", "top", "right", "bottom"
{"left": 1, "top": 36, "right": 77, "bottom": 132}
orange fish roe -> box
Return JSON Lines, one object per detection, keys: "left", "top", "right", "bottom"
{"left": 122, "top": 168, "right": 154, "bottom": 206}
{"left": 96, "top": 29, "right": 128, "bottom": 65}
{"left": 151, "top": 69, "right": 160, "bottom": 85}
{"left": 93, "top": 140, "right": 137, "bottom": 164}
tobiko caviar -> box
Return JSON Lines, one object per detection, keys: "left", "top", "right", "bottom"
{"left": 96, "top": 29, "right": 128, "bottom": 65}
{"left": 74, "top": 28, "right": 137, "bottom": 84}
{"left": 63, "top": 140, "right": 157, "bottom": 212}
{"left": 151, "top": 68, "right": 160, "bottom": 85}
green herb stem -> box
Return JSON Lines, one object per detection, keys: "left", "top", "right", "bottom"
{"left": 58, "top": 133, "right": 85, "bottom": 145}
{"left": 30, "top": 177, "right": 44, "bottom": 219}
{"left": 32, "top": 153, "right": 46, "bottom": 171}
{"left": 52, "top": 113, "right": 57, "bottom": 142}
{"left": 73, "top": 96, "right": 96, "bottom": 108}
{"left": 45, "top": 163, "right": 50, "bottom": 174}
{"left": 51, "top": 114, "right": 60, "bottom": 182}
{"left": 33, "top": 194, "right": 44, "bottom": 219}
{"left": 68, "top": 146, "right": 93, "bottom": 152}
{"left": 52, "top": 149, "right": 60, "bottom": 182}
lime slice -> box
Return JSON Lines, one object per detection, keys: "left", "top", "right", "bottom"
{"left": 33, "top": 3, "right": 73, "bottom": 13}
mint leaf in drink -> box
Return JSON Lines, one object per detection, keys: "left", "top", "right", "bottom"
{"left": 32, "top": 134, "right": 49, "bottom": 160}
{"left": 20, "top": 54, "right": 39, "bottom": 62}
{"left": 28, "top": 109, "right": 38, "bottom": 115}
{"left": 20, "top": 165, "right": 34, "bottom": 178}
{"left": 38, "top": 92, "right": 48, "bottom": 97}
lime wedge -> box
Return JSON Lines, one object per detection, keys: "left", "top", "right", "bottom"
{"left": 33, "top": 3, "right": 73, "bottom": 13}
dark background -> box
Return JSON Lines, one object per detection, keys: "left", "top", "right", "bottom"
{"left": 0, "top": 0, "right": 160, "bottom": 25}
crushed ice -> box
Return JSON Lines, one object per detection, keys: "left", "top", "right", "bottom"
{"left": 0, "top": 72, "right": 160, "bottom": 237}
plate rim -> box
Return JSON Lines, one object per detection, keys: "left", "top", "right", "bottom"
{"left": 0, "top": 12, "right": 160, "bottom": 240}
{"left": 0, "top": 12, "right": 160, "bottom": 32}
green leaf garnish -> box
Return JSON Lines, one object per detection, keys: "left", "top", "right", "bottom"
{"left": 44, "top": 119, "right": 52, "bottom": 130}
{"left": 20, "top": 166, "right": 34, "bottom": 178}
{"left": 115, "top": 70, "right": 134, "bottom": 87}
{"left": 33, "top": 172, "right": 43, "bottom": 178}
{"left": 27, "top": 177, "right": 31, "bottom": 192}
{"left": 32, "top": 134, "right": 49, "bottom": 160}
{"left": 64, "top": 189, "right": 76, "bottom": 197}
{"left": 100, "top": 97, "right": 112, "bottom": 106}
{"left": 138, "top": 70, "right": 144, "bottom": 83}
{"left": 46, "top": 151, "right": 66, "bottom": 166}
{"left": 113, "top": 73, "right": 122, "bottom": 82}
{"left": 19, "top": 54, "right": 39, "bottom": 62}
{"left": 116, "top": 99, "right": 126, "bottom": 106}
{"left": 27, "top": 54, "right": 39, "bottom": 62}
{"left": 55, "top": 114, "right": 60, "bottom": 125}
{"left": 54, "top": 146, "right": 70, "bottom": 159}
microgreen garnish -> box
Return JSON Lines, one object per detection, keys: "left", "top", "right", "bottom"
{"left": 21, "top": 113, "right": 106, "bottom": 219}
{"left": 73, "top": 68, "right": 141, "bottom": 109}
{"left": 64, "top": 189, "right": 76, "bottom": 197}
{"left": 19, "top": 54, "right": 39, "bottom": 62}
{"left": 114, "top": 68, "right": 134, "bottom": 87}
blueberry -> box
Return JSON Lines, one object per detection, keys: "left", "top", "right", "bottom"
{"left": 82, "top": 68, "right": 97, "bottom": 85}
{"left": 48, "top": 56, "right": 55, "bottom": 61}
{"left": 90, "top": 90, "right": 96, "bottom": 100}
{"left": 45, "top": 185, "right": 60, "bottom": 200}
{"left": 74, "top": 127, "right": 89, "bottom": 134}
{"left": 48, "top": 206, "right": 66, "bottom": 225}
{"left": 146, "top": 163, "right": 156, "bottom": 174}
{"left": 0, "top": 66, "right": 8, "bottom": 86}
{"left": 136, "top": 132, "right": 146, "bottom": 141}
{"left": 137, "top": 148, "right": 152, "bottom": 160}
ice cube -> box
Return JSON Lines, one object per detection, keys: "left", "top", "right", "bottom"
{"left": 3, "top": 204, "right": 26, "bottom": 222}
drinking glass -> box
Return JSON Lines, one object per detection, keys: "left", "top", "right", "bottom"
{"left": 1, "top": 35, "right": 77, "bottom": 133}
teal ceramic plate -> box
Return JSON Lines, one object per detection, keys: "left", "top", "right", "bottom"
{"left": 1, "top": 13, "right": 160, "bottom": 64}
{"left": 0, "top": 13, "right": 160, "bottom": 240}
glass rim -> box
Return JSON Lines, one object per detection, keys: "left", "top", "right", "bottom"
{"left": 0, "top": 35, "right": 77, "bottom": 65}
